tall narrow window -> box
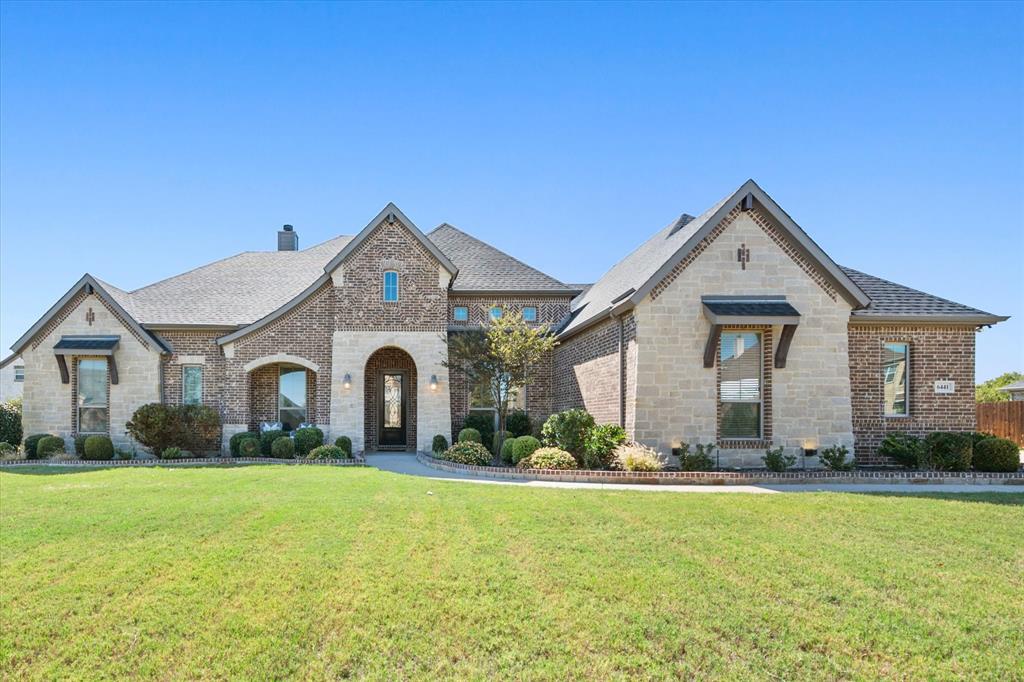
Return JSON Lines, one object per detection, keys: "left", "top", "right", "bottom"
{"left": 383, "top": 270, "right": 399, "bottom": 302}
{"left": 719, "top": 331, "right": 762, "bottom": 439}
{"left": 78, "top": 358, "right": 108, "bottom": 434}
{"left": 522, "top": 306, "right": 537, "bottom": 322}
{"left": 279, "top": 366, "right": 307, "bottom": 431}
{"left": 182, "top": 366, "right": 203, "bottom": 405}
{"left": 883, "top": 342, "right": 909, "bottom": 416}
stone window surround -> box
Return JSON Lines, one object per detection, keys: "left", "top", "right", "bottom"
{"left": 716, "top": 325, "right": 774, "bottom": 449}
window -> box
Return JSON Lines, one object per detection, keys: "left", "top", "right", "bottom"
{"left": 469, "top": 375, "right": 526, "bottom": 430}
{"left": 522, "top": 306, "right": 537, "bottom": 322}
{"left": 279, "top": 366, "right": 307, "bottom": 431}
{"left": 490, "top": 306, "right": 503, "bottom": 320}
{"left": 182, "top": 366, "right": 203, "bottom": 405}
{"left": 883, "top": 342, "right": 908, "bottom": 416}
{"left": 383, "top": 270, "right": 399, "bottom": 302}
{"left": 453, "top": 306, "right": 469, "bottom": 322}
{"left": 77, "top": 358, "right": 108, "bottom": 434}
{"left": 719, "top": 331, "right": 762, "bottom": 439}
{"left": 13, "top": 366, "right": 24, "bottom": 382}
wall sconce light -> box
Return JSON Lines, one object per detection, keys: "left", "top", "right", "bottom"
{"left": 429, "top": 375, "right": 438, "bottom": 391}
{"left": 343, "top": 373, "right": 351, "bottom": 390}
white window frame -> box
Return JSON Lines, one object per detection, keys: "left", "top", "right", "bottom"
{"left": 77, "top": 358, "right": 109, "bottom": 435}
{"left": 453, "top": 306, "right": 469, "bottom": 322}
{"left": 13, "top": 366, "right": 24, "bottom": 382}
{"left": 883, "top": 341, "right": 910, "bottom": 418}
{"left": 383, "top": 270, "right": 399, "bottom": 302}
{"left": 718, "top": 331, "right": 763, "bottom": 440}
{"left": 182, "top": 365, "right": 203, "bottom": 406}
{"left": 522, "top": 306, "right": 537, "bottom": 322}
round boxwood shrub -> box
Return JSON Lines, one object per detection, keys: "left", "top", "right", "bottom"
{"left": 238, "top": 437, "right": 260, "bottom": 458}
{"left": 973, "top": 437, "right": 1020, "bottom": 472}
{"left": 492, "top": 430, "right": 511, "bottom": 457}
{"left": 335, "top": 436, "right": 352, "bottom": 457}
{"left": 36, "top": 435, "right": 66, "bottom": 459}
{"left": 458, "top": 428, "right": 482, "bottom": 444}
{"left": 541, "top": 409, "right": 595, "bottom": 457}
{"left": 519, "top": 447, "right": 577, "bottom": 470}
{"left": 442, "top": 441, "right": 491, "bottom": 466}
{"left": 293, "top": 427, "right": 324, "bottom": 456}
{"left": 83, "top": 435, "right": 114, "bottom": 461}
{"left": 23, "top": 433, "right": 48, "bottom": 460}
{"left": 308, "top": 445, "right": 348, "bottom": 460}
{"left": 506, "top": 410, "right": 531, "bottom": 438}
{"left": 229, "top": 431, "right": 258, "bottom": 457}
{"left": 500, "top": 436, "right": 518, "bottom": 465}
{"left": 922, "top": 432, "right": 972, "bottom": 471}
{"left": 431, "top": 434, "right": 448, "bottom": 455}
{"left": 260, "top": 429, "right": 285, "bottom": 456}
{"left": 878, "top": 432, "right": 925, "bottom": 468}
{"left": 73, "top": 434, "right": 88, "bottom": 457}
{"left": 511, "top": 435, "right": 541, "bottom": 465}
{"left": 271, "top": 436, "right": 295, "bottom": 459}
{"left": 0, "top": 400, "right": 23, "bottom": 449}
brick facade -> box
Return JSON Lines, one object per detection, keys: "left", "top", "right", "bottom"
{"left": 848, "top": 324, "right": 976, "bottom": 464}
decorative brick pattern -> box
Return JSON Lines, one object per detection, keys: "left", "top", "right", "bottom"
{"left": 849, "top": 324, "right": 976, "bottom": 464}
{"left": 29, "top": 291, "right": 88, "bottom": 350}
{"left": 364, "top": 347, "right": 417, "bottom": 451}
{"left": 448, "top": 295, "right": 571, "bottom": 328}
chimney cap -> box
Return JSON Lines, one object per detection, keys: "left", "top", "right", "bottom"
{"left": 282, "top": 224, "right": 294, "bottom": 232}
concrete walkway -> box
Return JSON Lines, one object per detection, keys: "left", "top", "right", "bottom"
{"left": 364, "top": 454, "right": 1022, "bottom": 494}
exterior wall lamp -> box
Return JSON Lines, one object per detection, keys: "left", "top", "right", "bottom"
{"left": 429, "top": 375, "right": 438, "bottom": 391}
{"left": 343, "top": 373, "right": 351, "bottom": 390}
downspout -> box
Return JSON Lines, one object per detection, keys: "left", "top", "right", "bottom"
{"left": 618, "top": 315, "right": 625, "bottom": 429}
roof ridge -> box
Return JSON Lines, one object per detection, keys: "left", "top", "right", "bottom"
{"left": 434, "top": 222, "right": 574, "bottom": 288}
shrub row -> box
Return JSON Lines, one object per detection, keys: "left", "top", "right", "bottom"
{"left": 879, "top": 431, "right": 1019, "bottom": 472}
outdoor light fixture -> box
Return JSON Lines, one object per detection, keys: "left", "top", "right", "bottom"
{"left": 429, "top": 375, "right": 438, "bottom": 391}
{"left": 343, "top": 373, "right": 351, "bottom": 389}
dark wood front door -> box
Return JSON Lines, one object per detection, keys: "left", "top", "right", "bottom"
{"left": 378, "top": 371, "right": 407, "bottom": 448}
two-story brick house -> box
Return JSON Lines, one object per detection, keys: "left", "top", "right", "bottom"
{"left": 9, "top": 180, "right": 1007, "bottom": 465}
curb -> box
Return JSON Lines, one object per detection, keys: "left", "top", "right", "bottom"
{"left": 0, "top": 456, "right": 367, "bottom": 468}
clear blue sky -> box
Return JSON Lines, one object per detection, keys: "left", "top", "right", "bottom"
{"left": 1, "top": 1, "right": 1021, "bottom": 381}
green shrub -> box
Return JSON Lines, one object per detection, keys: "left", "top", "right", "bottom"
{"left": 762, "top": 446, "right": 796, "bottom": 473}
{"left": 969, "top": 431, "right": 995, "bottom": 447}
{"left": 458, "top": 428, "right": 482, "bottom": 444}
{"left": 500, "top": 437, "right": 518, "bottom": 465}
{"left": 260, "top": 429, "right": 285, "bottom": 456}
{"left": 178, "top": 404, "right": 221, "bottom": 453}
{"left": 582, "top": 423, "right": 627, "bottom": 469}
{"left": 431, "top": 434, "right": 448, "bottom": 455}
{"left": 74, "top": 434, "right": 88, "bottom": 456}
{"left": 819, "top": 444, "right": 854, "bottom": 471}
{"left": 0, "top": 442, "right": 17, "bottom": 461}
{"left": 506, "top": 410, "right": 531, "bottom": 438}
{"left": 611, "top": 442, "right": 665, "bottom": 472}
{"left": 126, "top": 403, "right": 221, "bottom": 455}
{"left": 334, "top": 436, "right": 353, "bottom": 457}
{"left": 293, "top": 427, "right": 324, "bottom": 456}
{"left": 308, "top": 445, "right": 348, "bottom": 459}
{"left": 271, "top": 436, "right": 296, "bottom": 459}
{"left": 922, "top": 432, "right": 972, "bottom": 471}
{"left": 229, "top": 431, "right": 258, "bottom": 456}
{"left": 462, "top": 413, "right": 494, "bottom": 452}
{"left": 878, "top": 432, "right": 924, "bottom": 468}
{"left": 511, "top": 435, "right": 541, "bottom": 465}
{"left": 0, "top": 400, "right": 22, "bottom": 448}
{"left": 492, "top": 430, "right": 511, "bottom": 456}
{"left": 541, "top": 409, "right": 595, "bottom": 457}
{"left": 238, "top": 437, "right": 260, "bottom": 458}
{"left": 161, "top": 446, "right": 185, "bottom": 460}
{"left": 23, "top": 434, "right": 48, "bottom": 460}
{"left": 441, "top": 441, "right": 491, "bottom": 466}
{"left": 36, "top": 435, "right": 65, "bottom": 459}
{"left": 972, "top": 437, "right": 1020, "bottom": 472}
{"left": 520, "top": 447, "right": 578, "bottom": 470}
{"left": 677, "top": 443, "right": 716, "bottom": 471}
{"left": 83, "top": 435, "right": 114, "bottom": 461}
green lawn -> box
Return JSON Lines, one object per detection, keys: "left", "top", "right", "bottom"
{"left": 1, "top": 467, "right": 1021, "bottom": 680}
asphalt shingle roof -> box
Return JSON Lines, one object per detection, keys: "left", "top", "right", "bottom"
{"left": 840, "top": 267, "right": 1002, "bottom": 320}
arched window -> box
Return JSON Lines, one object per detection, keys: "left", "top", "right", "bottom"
{"left": 383, "top": 271, "right": 399, "bottom": 302}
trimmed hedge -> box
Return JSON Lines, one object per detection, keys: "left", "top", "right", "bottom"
{"left": 83, "top": 435, "right": 114, "bottom": 461}
{"left": 126, "top": 403, "right": 221, "bottom": 454}
{"left": 973, "top": 437, "right": 1020, "bottom": 472}
{"left": 500, "top": 437, "right": 518, "bottom": 465}
{"left": 260, "top": 430, "right": 285, "bottom": 456}
{"left": 511, "top": 435, "right": 541, "bottom": 466}
{"left": 441, "top": 441, "right": 491, "bottom": 466}
{"left": 878, "top": 432, "right": 924, "bottom": 468}
{"left": 36, "top": 435, "right": 65, "bottom": 459}
{"left": 271, "top": 436, "right": 296, "bottom": 459}
{"left": 74, "top": 434, "right": 88, "bottom": 457}
{"left": 238, "top": 437, "right": 260, "bottom": 457}
{"left": 519, "top": 447, "right": 577, "bottom": 470}
{"left": 308, "top": 445, "right": 348, "bottom": 459}
{"left": 334, "top": 436, "right": 353, "bottom": 457}
{"left": 492, "top": 430, "right": 511, "bottom": 457}
{"left": 229, "top": 431, "right": 258, "bottom": 457}
{"left": 23, "top": 434, "right": 48, "bottom": 460}
{"left": 922, "top": 432, "right": 972, "bottom": 471}
{"left": 458, "top": 428, "right": 482, "bottom": 444}
{"left": 431, "top": 434, "right": 448, "bottom": 455}
{"left": 294, "top": 427, "right": 324, "bottom": 456}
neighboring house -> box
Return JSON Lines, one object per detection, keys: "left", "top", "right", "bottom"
{"left": 999, "top": 381, "right": 1024, "bottom": 401}
{"left": 7, "top": 180, "right": 1008, "bottom": 465}
{"left": 0, "top": 354, "right": 25, "bottom": 402}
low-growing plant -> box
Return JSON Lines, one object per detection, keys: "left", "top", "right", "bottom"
{"left": 293, "top": 427, "right": 324, "bottom": 456}
{"left": 762, "top": 446, "right": 796, "bottom": 473}
{"left": 238, "top": 437, "right": 260, "bottom": 458}
{"left": 511, "top": 435, "right": 541, "bottom": 465}
{"left": 23, "top": 434, "right": 48, "bottom": 460}
{"left": 972, "top": 437, "right": 1020, "bottom": 473}
{"left": 335, "top": 436, "right": 353, "bottom": 457}
{"left": 500, "top": 437, "right": 518, "bottom": 465}
{"left": 506, "top": 410, "right": 531, "bottom": 438}
{"left": 0, "top": 441, "right": 18, "bottom": 461}
{"left": 677, "top": 442, "right": 716, "bottom": 471}
{"left": 161, "top": 446, "right": 186, "bottom": 460}
{"left": 878, "top": 432, "right": 924, "bottom": 468}
{"left": 458, "top": 428, "right": 482, "bottom": 444}
{"left": 611, "top": 442, "right": 665, "bottom": 472}
{"left": 519, "top": 447, "right": 577, "bottom": 470}
{"left": 83, "top": 435, "right": 114, "bottom": 461}
{"left": 583, "top": 423, "right": 627, "bottom": 469}
{"left": 442, "top": 441, "right": 492, "bottom": 466}
{"left": 0, "top": 399, "right": 23, "bottom": 448}
{"left": 260, "top": 429, "right": 285, "bottom": 456}
{"left": 922, "top": 432, "right": 972, "bottom": 471}
{"left": 541, "top": 409, "right": 595, "bottom": 457}
{"left": 819, "top": 444, "right": 854, "bottom": 471}
{"left": 36, "top": 435, "right": 65, "bottom": 459}
{"left": 229, "top": 431, "right": 258, "bottom": 457}
{"left": 271, "top": 436, "right": 296, "bottom": 459}
{"left": 431, "top": 434, "right": 448, "bottom": 455}
{"left": 308, "top": 445, "right": 348, "bottom": 460}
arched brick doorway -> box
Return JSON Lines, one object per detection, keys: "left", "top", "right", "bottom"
{"left": 364, "top": 347, "right": 417, "bottom": 451}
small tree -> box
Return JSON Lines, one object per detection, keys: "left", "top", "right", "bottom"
{"left": 976, "top": 371, "right": 1024, "bottom": 403}
{"left": 444, "top": 308, "right": 557, "bottom": 458}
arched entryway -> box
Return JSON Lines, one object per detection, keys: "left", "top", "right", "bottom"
{"left": 364, "top": 347, "right": 417, "bottom": 451}
{"left": 244, "top": 355, "right": 319, "bottom": 432}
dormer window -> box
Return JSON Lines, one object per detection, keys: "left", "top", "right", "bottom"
{"left": 383, "top": 271, "right": 399, "bottom": 302}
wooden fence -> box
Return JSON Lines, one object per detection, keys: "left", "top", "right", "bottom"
{"left": 977, "top": 401, "right": 1024, "bottom": 446}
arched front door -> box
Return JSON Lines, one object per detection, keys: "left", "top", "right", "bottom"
{"left": 364, "top": 347, "right": 417, "bottom": 451}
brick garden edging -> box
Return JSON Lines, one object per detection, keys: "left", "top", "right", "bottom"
{"left": 0, "top": 456, "right": 366, "bottom": 468}
{"left": 417, "top": 453, "right": 1024, "bottom": 486}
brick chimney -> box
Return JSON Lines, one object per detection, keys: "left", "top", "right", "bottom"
{"left": 277, "top": 224, "right": 298, "bottom": 251}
